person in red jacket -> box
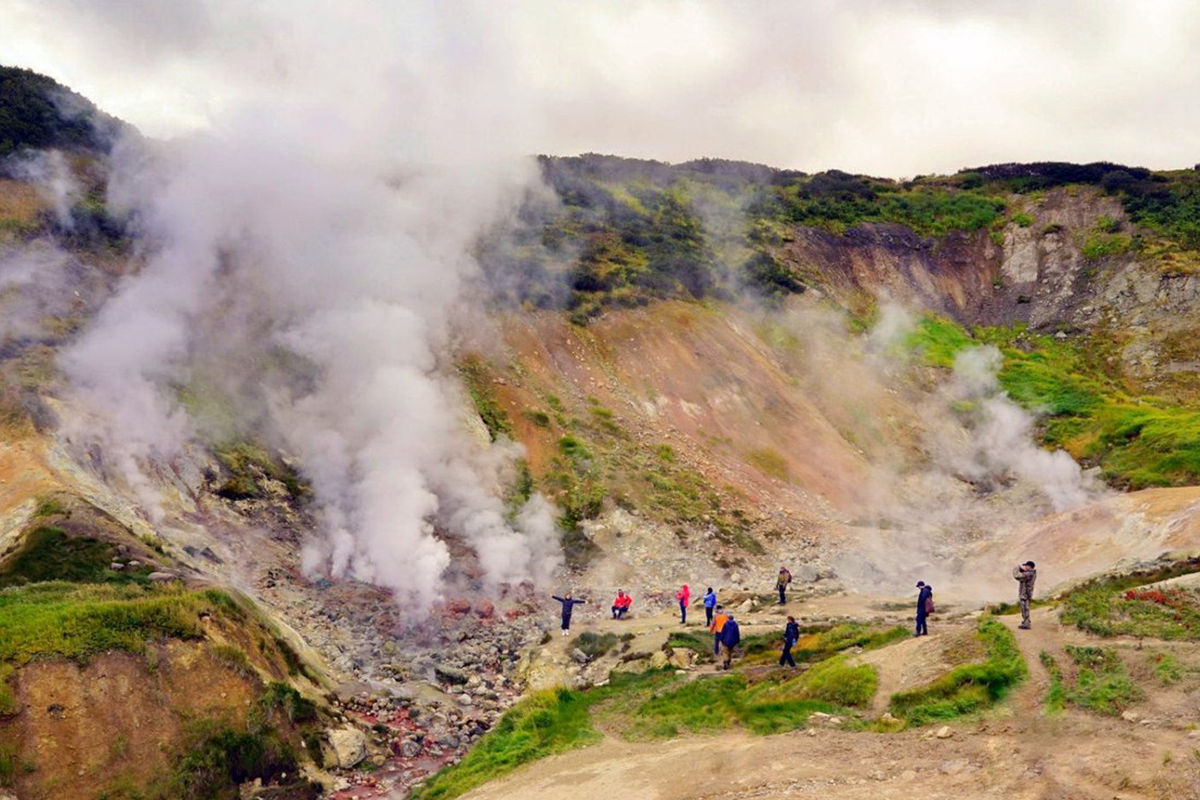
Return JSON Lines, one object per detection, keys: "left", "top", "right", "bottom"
{"left": 611, "top": 590, "right": 632, "bottom": 619}
{"left": 676, "top": 584, "right": 690, "bottom": 624}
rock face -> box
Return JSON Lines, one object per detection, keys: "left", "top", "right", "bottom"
{"left": 325, "top": 726, "right": 369, "bottom": 769}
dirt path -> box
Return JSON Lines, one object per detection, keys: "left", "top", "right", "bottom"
{"left": 458, "top": 596, "right": 1200, "bottom": 800}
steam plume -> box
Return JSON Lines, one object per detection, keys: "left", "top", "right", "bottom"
{"left": 57, "top": 4, "right": 562, "bottom": 612}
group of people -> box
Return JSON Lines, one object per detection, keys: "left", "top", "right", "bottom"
{"left": 551, "top": 560, "right": 1040, "bottom": 671}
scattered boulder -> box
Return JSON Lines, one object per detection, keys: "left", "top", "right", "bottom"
{"left": 435, "top": 665, "right": 469, "bottom": 686}
{"left": 570, "top": 648, "right": 589, "bottom": 665}
{"left": 649, "top": 650, "right": 670, "bottom": 669}
{"left": 475, "top": 600, "right": 495, "bottom": 619}
{"left": 935, "top": 726, "right": 954, "bottom": 739}
{"left": 147, "top": 571, "right": 177, "bottom": 583}
{"left": 324, "top": 727, "right": 369, "bottom": 769}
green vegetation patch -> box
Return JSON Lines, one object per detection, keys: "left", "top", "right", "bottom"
{"left": 1039, "top": 651, "right": 1066, "bottom": 715}
{"left": 571, "top": 632, "right": 619, "bottom": 661}
{"left": 1062, "top": 645, "right": 1142, "bottom": 715}
{"left": 411, "top": 686, "right": 602, "bottom": 800}
{"left": 159, "top": 717, "right": 315, "bottom": 800}
{"left": 907, "top": 315, "right": 1200, "bottom": 489}
{"left": 0, "top": 527, "right": 148, "bottom": 588}
{"left": 1060, "top": 584, "right": 1200, "bottom": 641}
{"left": 457, "top": 357, "right": 513, "bottom": 441}
{"left": 0, "top": 582, "right": 224, "bottom": 665}
{"left": 214, "top": 442, "right": 306, "bottom": 501}
{"left": 889, "top": 619, "right": 1026, "bottom": 726}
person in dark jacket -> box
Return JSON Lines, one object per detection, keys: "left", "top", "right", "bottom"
{"left": 780, "top": 615, "right": 800, "bottom": 667}
{"left": 915, "top": 581, "right": 933, "bottom": 637}
{"left": 719, "top": 613, "right": 741, "bottom": 670}
{"left": 552, "top": 593, "right": 586, "bottom": 635}
{"left": 703, "top": 587, "right": 717, "bottom": 627}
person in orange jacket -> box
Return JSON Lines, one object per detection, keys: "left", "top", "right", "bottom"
{"left": 709, "top": 604, "right": 728, "bottom": 655}
{"left": 676, "top": 584, "right": 690, "bottom": 624}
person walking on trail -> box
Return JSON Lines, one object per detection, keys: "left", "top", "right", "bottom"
{"left": 777, "top": 566, "right": 793, "bottom": 605}
{"left": 703, "top": 587, "right": 717, "bottom": 627}
{"left": 552, "top": 593, "right": 586, "bottom": 636}
{"left": 676, "top": 584, "right": 691, "bottom": 624}
{"left": 915, "top": 581, "right": 933, "bottom": 637}
{"left": 780, "top": 615, "right": 800, "bottom": 667}
{"left": 1014, "top": 561, "right": 1037, "bottom": 630}
{"left": 719, "top": 613, "right": 741, "bottom": 670}
{"left": 709, "top": 605, "right": 729, "bottom": 655}
{"left": 611, "top": 590, "right": 632, "bottom": 620}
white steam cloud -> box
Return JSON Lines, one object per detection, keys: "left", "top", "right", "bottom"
{"left": 56, "top": 3, "right": 562, "bottom": 613}
{"left": 944, "top": 346, "right": 1100, "bottom": 512}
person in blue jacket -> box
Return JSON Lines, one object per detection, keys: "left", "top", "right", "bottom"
{"left": 702, "top": 587, "right": 717, "bottom": 627}
{"left": 718, "top": 612, "right": 741, "bottom": 670}
{"left": 552, "top": 593, "right": 586, "bottom": 636}
{"left": 915, "top": 581, "right": 933, "bottom": 637}
{"left": 779, "top": 615, "right": 800, "bottom": 667}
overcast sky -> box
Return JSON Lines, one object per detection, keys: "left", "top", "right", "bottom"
{"left": 2, "top": 0, "right": 1198, "bottom": 176}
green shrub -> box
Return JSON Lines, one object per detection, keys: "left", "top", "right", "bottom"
{"left": 571, "top": 632, "right": 619, "bottom": 661}
{"left": 162, "top": 719, "right": 301, "bottom": 800}
{"left": 260, "top": 682, "right": 317, "bottom": 724}
{"left": 1082, "top": 231, "right": 1132, "bottom": 260}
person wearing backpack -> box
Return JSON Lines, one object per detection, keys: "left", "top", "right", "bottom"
{"left": 719, "top": 613, "right": 741, "bottom": 670}
{"left": 915, "top": 581, "right": 933, "bottom": 636}
{"left": 776, "top": 566, "right": 793, "bottom": 605}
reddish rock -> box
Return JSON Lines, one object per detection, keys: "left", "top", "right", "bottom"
{"left": 474, "top": 600, "right": 495, "bottom": 619}
{"left": 445, "top": 598, "right": 471, "bottom": 615}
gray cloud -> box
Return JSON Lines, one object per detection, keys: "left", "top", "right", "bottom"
{"left": 3, "top": 0, "right": 1200, "bottom": 174}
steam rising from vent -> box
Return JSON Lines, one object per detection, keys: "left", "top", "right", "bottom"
{"left": 56, "top": 4, "right": 563, "bottom": 613}
{"left": 945, "top": 346, "right": 1099, "bottom": 512}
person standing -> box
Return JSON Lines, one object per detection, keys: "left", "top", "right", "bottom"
{"left": 676, "top": 584, "right": 690, "bottom": 624}
{"left": 552, "top": 593, "right": 586, "bottom": 636}
{"left": 703, "top": 587, "right": 717, "bottom": 627}
{"left": 719, "top": 612, "right": 741, "bottom": 670}
{"left": 780, "top": 615, "right": 800, "bottom": 667}
{"left": 709, "top": 605, "right": 728, "bottom": 655}
{"left": 776, "top": 566, "right": 793, "bottom": 605}
{"left": 915, "top": 581, "right": 933, "bottom": 637}
{"left": 1014, "top": 561, "right": 1037, "bottom": 630}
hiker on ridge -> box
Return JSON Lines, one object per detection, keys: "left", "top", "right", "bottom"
{"left": 777, "top": 566, "right": 793, "bottom": 605}
{"left": 552, "top": 592, "right": 586, "bottom": 636}
{"left": 611, "top": 590, "right": 632, "bottom": 620}
{"left": 676, "top": 583, "right": 690, "bottom": 624}
{"left": 1014, "top": 561, "right": 1037, "bottom": 630}
{"left": 780, "top": 615, "right": 800, "bottom": 667}
{"left": 703, "top": 586, "right": 717, "bottom": 627}
{"left": 915, "top": 581, "right": 933, "bottom": 637}
{"left": 719, "top": 612, "right": 741, "bottom": 670}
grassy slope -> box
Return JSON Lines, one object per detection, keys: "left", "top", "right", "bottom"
{"left": 907, "top": 316, "right": 1200, "bottom": 488}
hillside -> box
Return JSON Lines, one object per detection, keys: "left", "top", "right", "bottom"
{"left": 1, "top": 67, "right": 1200, "bottom": 798}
